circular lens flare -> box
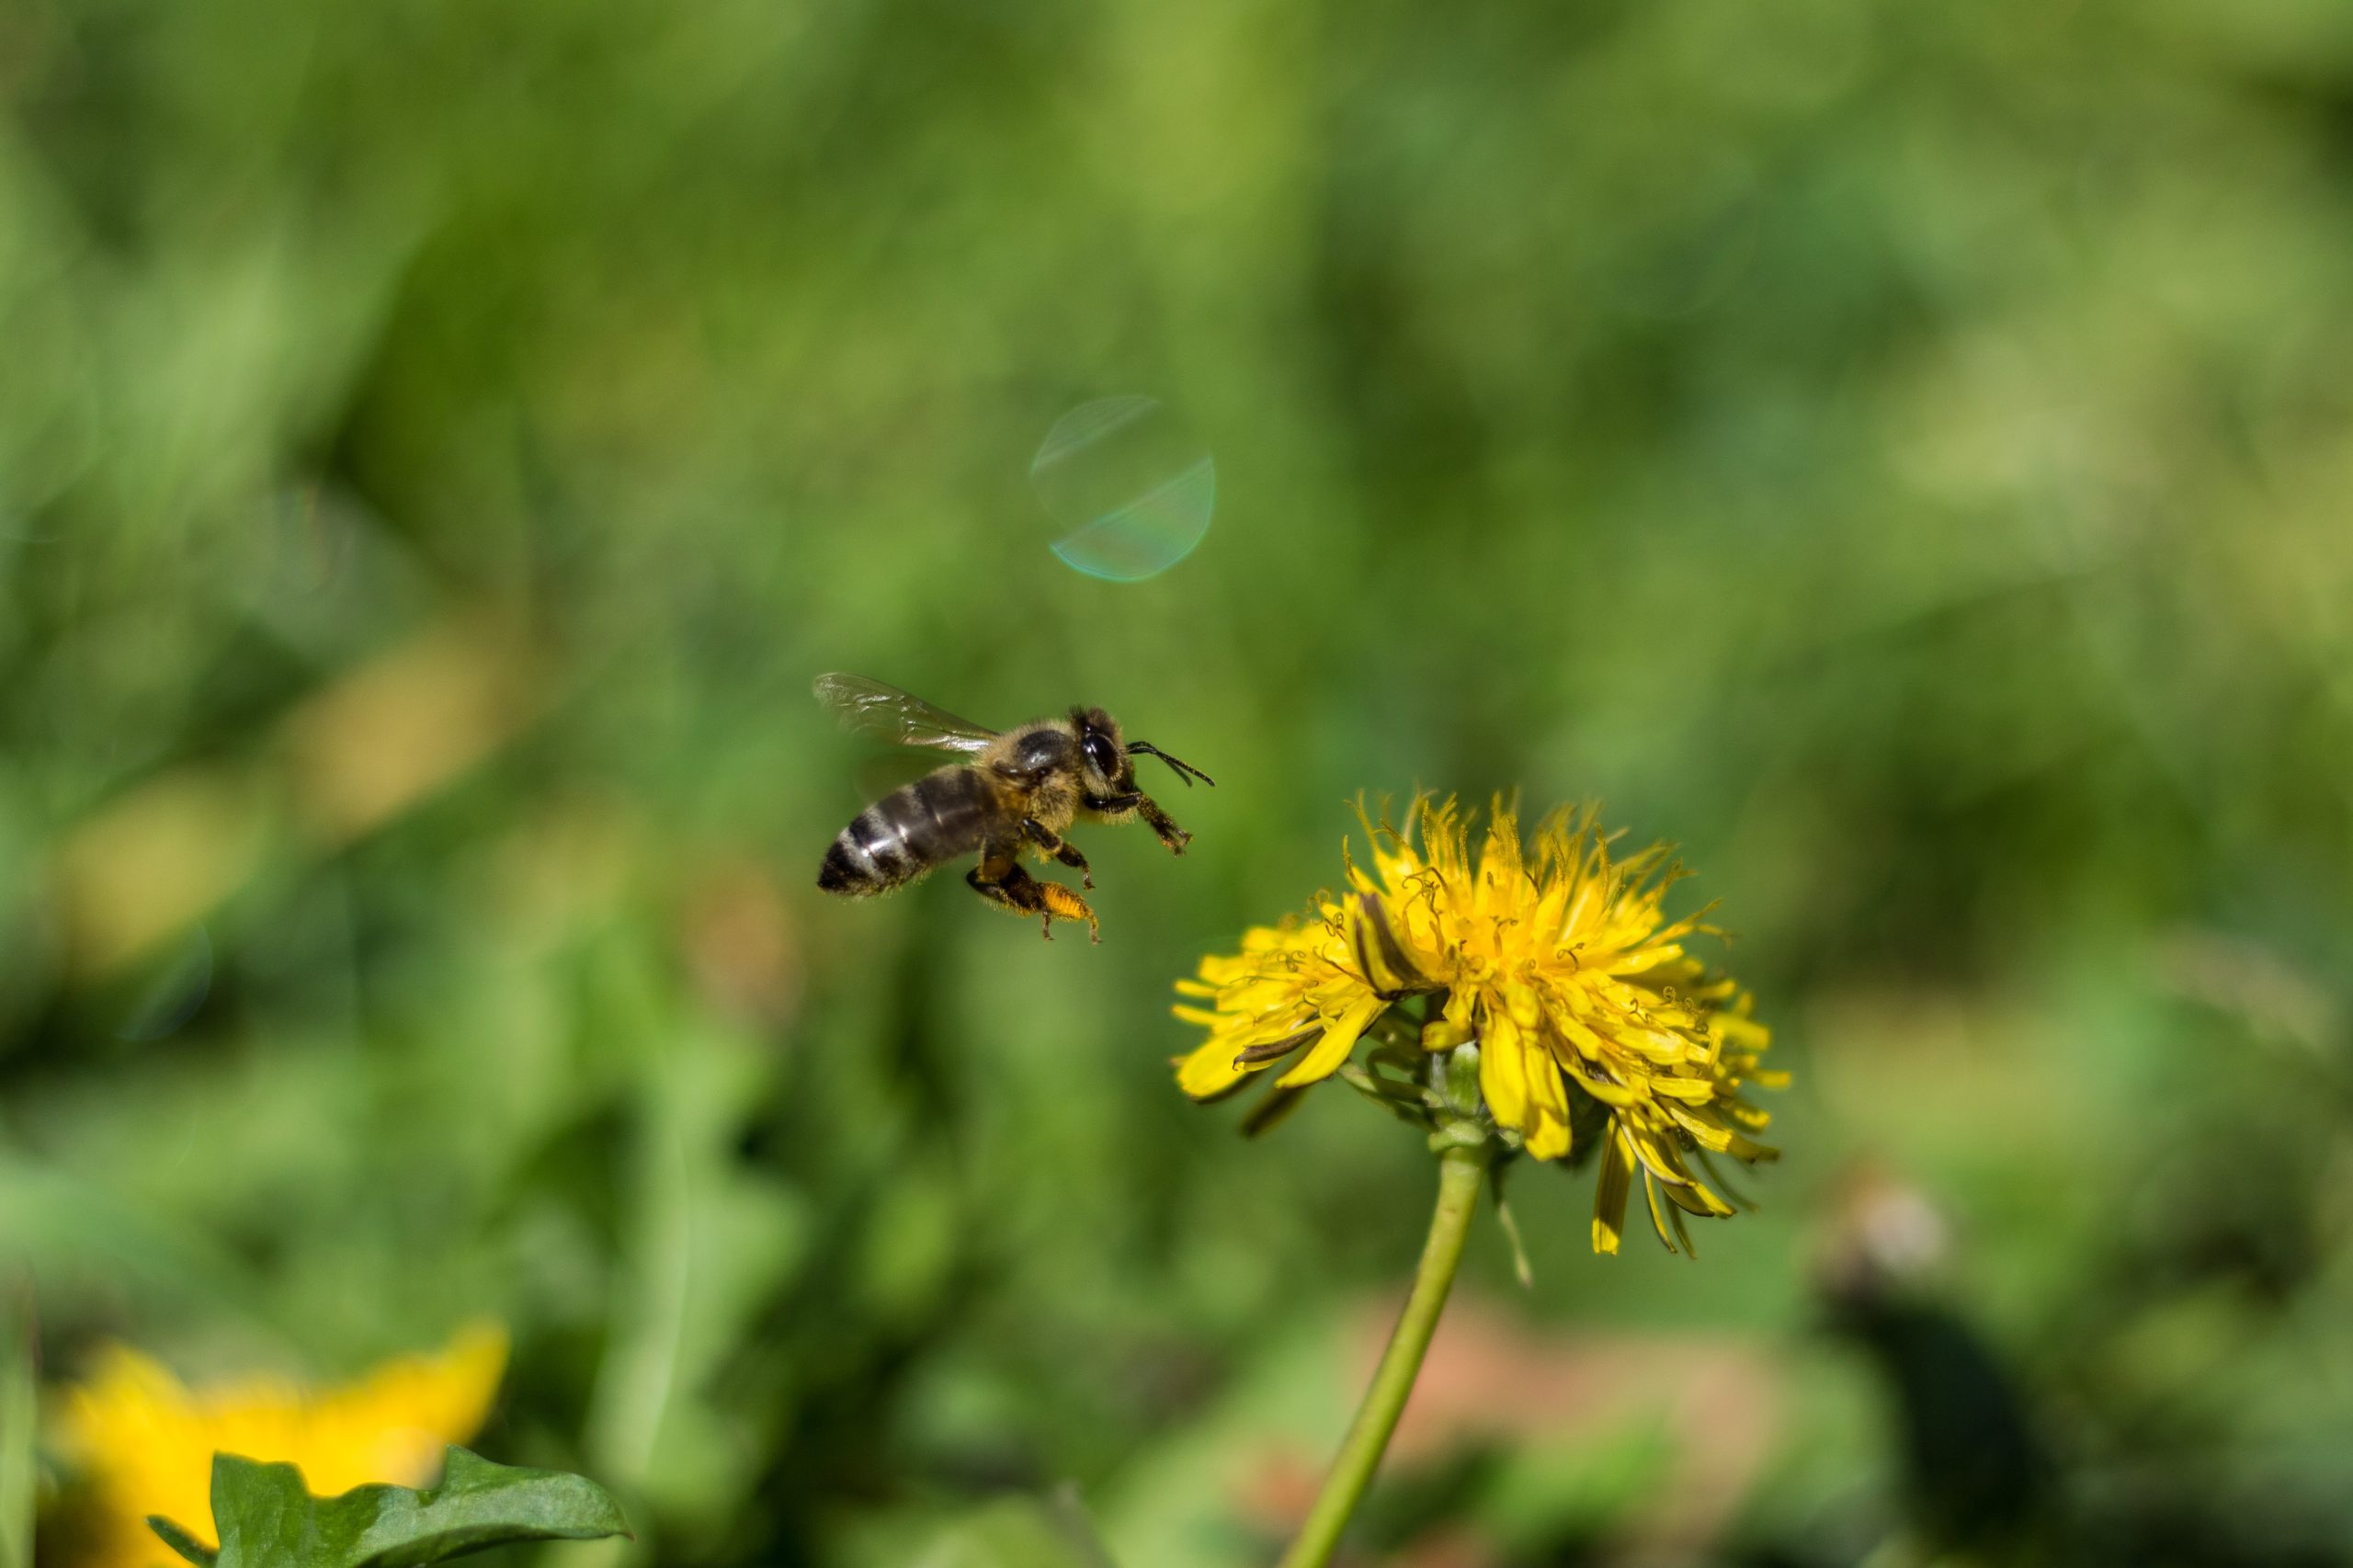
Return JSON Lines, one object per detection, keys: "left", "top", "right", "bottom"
{"left": 1029, "top": 397, "right": 1214, "bottom": 582}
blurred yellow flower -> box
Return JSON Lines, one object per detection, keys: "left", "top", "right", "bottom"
{"left": 54, "top": 1323, "right": 507, "bottom": 1568}
{"left": 1174, "top": 797, "right": 1784, "bottom": 1254}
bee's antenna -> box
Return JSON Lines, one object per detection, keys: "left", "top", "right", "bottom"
{"left": 1128, "top": 742, "right": 1216, "bottom": 789}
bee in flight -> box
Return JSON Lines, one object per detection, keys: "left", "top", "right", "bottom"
{"left": 813, "top": 673, "right": 1213, "bottom": 941}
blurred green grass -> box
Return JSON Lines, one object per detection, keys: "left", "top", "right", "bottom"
{"left": 6, "top": 0, "right": 2353, "bottom": 1562}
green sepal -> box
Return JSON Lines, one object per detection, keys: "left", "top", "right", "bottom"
{"left": 1438, "top": 1041, "right": 1483, "bottom": 1119}
{"left": 1336, "top": 1063, "right": 1438, "bottom": 1129}
{"left": 1240, "top": 1082, "right": 1311, "bottom": 1138}
{"left": 1489, "top": 1161, "right": 1536, "bottom": 1290}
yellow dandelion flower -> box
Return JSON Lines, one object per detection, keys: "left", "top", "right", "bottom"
{"left": 1174, "top": 796, "right": 1785, "bottom": 1255}
{"left": 53, "top": 1323, "right": 507, "bottom": 1568}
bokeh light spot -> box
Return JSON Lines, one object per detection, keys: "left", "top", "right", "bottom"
{"left": 1029, "top": 397, "right": 1214, "bottom": 582}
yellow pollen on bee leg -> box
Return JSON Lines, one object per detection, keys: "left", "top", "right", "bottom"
{"left": 1038, "top": 882, "right": 1098, "bottom": 941}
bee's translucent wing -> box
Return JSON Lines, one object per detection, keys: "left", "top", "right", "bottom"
{"left": 812, "top": 673, "right": 997, "bottom": 755}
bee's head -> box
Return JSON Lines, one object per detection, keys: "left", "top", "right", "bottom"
{"left": 1073, "top": 706, "right": 1131, "bottom": 793}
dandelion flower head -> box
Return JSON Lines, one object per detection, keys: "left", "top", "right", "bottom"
{"left": 1175, "top": 796, "right": 1784, "bottom": 1254}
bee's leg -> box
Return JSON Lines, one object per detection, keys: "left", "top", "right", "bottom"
{"left": 1135, "top": 795, "right": 1192, "bottom": 855}
{"left": 968, "top": 851, "right": 1099, "bottom": 942}
{"left": 1083, "top": 790, "right": 1190, "bottom": 854}
{"left": 1021, "top": 818, "right": 1093, "bottom": 889}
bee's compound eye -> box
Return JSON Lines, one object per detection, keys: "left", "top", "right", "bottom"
{"left": 1084, "top": 733, "right": 1120, "bottom": 778}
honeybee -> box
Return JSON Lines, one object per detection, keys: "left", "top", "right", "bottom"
{"left": 813, "top": 673, "right": 1213, "bottom": 941}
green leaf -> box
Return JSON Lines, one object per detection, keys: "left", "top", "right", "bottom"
{"left": 148, "top": 1446, "right": 631, "bottom": 1568}
{"left": 914, "top": 1490, "right": 1118, "bottom": 1568}
{"left": 145, "top": 1514, "right": 218, "bottom": 1566}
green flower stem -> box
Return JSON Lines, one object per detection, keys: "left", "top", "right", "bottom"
{"left": 1276, "top": 1142, "right": 1485, "bottom": 1568}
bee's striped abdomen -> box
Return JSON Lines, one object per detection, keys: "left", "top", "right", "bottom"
{"left": 818, "top": 766, "right": 995, "bottom": 895}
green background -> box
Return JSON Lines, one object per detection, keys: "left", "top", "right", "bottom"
{"left": 6, "top": 0, "right": 2353, "bottom": 1562}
